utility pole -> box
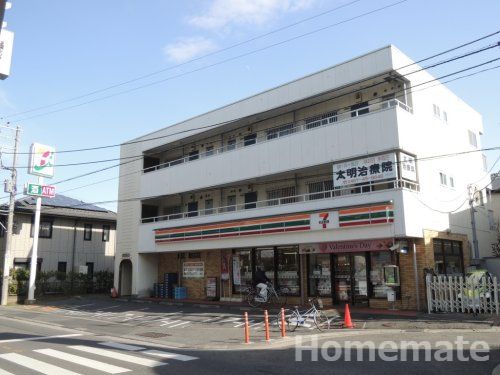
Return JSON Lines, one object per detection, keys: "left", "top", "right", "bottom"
{"left": 1, "top": 125, "right": 20, "bottom": 306}
{"left": 468, "top": 184, "right": 480, "bottom": 261}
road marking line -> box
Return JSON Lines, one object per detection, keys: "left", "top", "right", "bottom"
{"left": 0, "top": 333, "right": 83, "bottom": 344}
{"left": 0, "top": 353, "right": 82, "bottom": 375}
{"left": 218, "top": 317, "right": 241, "bottom": 324}
{"left": 34, "top": 348, "right": 130, "bottom": 374}
{"left": 143, "top": 350, "right": 198, "bottom": 361}
{"left": 201, "top": 317, "right": 220, "bottom": 323}
{"left": 0, "top": 369, "right": 15, "bottom": 375}
{"left": 249, "top": 322, "right": 262, "bottom": 328}
{"left": 167, "top": 321, "right": 190, "bottom": 328}
{"left": 159, "top": 320, "right": 180, "bottom": 327}
{"left": 99, "top": 342, "right": 145, "bottom": 351}
{"left": 234, "top": 320, "right": 253, "bottom": 328}
{"left": 69, "top": 346, "right": 166, "bottom": 367}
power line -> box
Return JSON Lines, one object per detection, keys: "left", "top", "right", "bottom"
{"left": 1, "top": 0, "right": 366, "bottom": 120}
{"left": 5, "top": 36, "right": 500, "bottom": 158}
{"left": 6, "top": 0, "right": 413, "bottom": 123}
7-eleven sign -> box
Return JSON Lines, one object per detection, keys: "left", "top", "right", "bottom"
{"left": 311, "top": 211, "right": 337, "bottom": 230}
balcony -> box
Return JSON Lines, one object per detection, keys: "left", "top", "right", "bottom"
{"left": 141, "top": 178, "right": 418, "bottom": 224}
{"left": 143, "top": 98, "right": 412, "bottom": 173}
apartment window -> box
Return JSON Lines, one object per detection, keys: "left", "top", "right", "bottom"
{"left": 31, "top": 219, "right": 53, "bottom": 238}
{"left": 227, "top": 139, "right": 236, "bottom": 151}
{"left": 188, "top": 150, "right": 199, "bottom": 161}
{"left": 204, "top": 199, "right": 214, "bottom": 215}
{"left": 267, "top": 186, "right": 297, "bottom": 206}
{"left": 267, "top": 123, "right": 295, "bottom": 140}
{"left": 244, "top": 192, "right": 258, "bottom": 209}
{"left": 449, "top": 177, "right": 455, "bottom": 188}
{"left": 163, "top": 205, "right": 182, "bottom": 220}
{"left": 488, "top": 210, "right": 496, "bottom": 231}
{"left": 102, "top": 225, "right": 110, "bottom": 242}
{"left": 187, "top": 201, "right": 198, "bottom": 217}
{"left": 305, "top": 111, "right": 337, "bottom": 130}
{"left": 439, "top": 172, "right": 448, "bottom": 186}
{"left": 433, "top": 104, "right": 441, "bottom": 118}
{"left": 205, "top": 145, "right": 214, "bottom": 157}
{"left": 482, "top": 154, "right": 488, "bottom": 172}
{"left": 57, "top": 261, "right": 67, "bottom": 280}
{"left": 443, "top": 111, "right": 448, "bottom": 124}
{"left": 434, "top": 239, "right": 464, "bottom": 276}
{"left": 243, "top": 133, "right": 257, "bottom": 146}
{"left": 351, "top": 102, "right": 369, "bottom": 117}
{"left": 227, "top": 195, "right": 236, "bottom": 212}
{"left": 84, "top": 224, "right": 92, "bottom": 241}
{"left": 468, "top": 130, "right": 477, "bottom": 148}
{"left": 308, "top": 180, "right": 333, "bottom": 200}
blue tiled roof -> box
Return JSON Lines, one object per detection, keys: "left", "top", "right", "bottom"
{"left": 20, "top": 194, "right": 108, "bottom": 212}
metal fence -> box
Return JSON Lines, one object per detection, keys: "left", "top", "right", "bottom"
{"left": 426, "top": 275, "right": 499, "bottom": 315}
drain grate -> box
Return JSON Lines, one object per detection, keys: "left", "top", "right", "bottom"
{"left": 136, "top": 332, "right": 171, "bottom": 338}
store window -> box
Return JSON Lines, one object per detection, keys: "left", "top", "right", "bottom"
{"left": 370, "top": 252, "right": 396, "bottom": 298}
{"left": 232, "top": 249, "right": 252, "bottom": 293}
{"left": 434, "top": 239, "right": 464, "bottom": 275}
{"left": 276, "top": 247, "right": 300, "bottom": 296}
{"left": 308, "top": 254, "right": 331, "bottom": 297}
{"left": 254, "top": 248, "right": 275, "bottom": 283}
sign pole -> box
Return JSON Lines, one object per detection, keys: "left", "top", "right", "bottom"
{"left": 0, "top": 125, "right": 20, "bottom": 306}
{"left": 26, "top": 176, "right": 43, "bottom": 303}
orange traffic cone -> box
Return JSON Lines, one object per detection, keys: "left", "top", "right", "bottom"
{"left": 344, "top": 303, "right": 354, "bottom": 328}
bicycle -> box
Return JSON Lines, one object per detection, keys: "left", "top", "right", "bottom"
{"left": 277, "top": 298, "right": 337, "bottom": 331}
{"left": 246, "top": 282, "right": 288, "bottom": 307}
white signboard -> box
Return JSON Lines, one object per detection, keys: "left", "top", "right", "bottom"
{"left": 333, "top": 153, "right": 397, "bottom": 187}
{"left": 183, "top": 261, "right": 204, "bottom": 278}
{"left": 0, "top": 29, "right": 14, "bottom": 80}
{"left": 29, "top": 143, "right": 56, "bottom": 178}
{"left": 399, "top": 152, "right": 417, "bottom": 182}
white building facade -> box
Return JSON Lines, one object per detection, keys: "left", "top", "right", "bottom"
{"left": 116, "top": 46, "right": 496, "bottom": 309}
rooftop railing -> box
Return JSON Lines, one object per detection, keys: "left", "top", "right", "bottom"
{"left": 143, "top": 98, "right": 412, "bottom": 173}
{"left": 141, "top": 178, "right": 418, "bottom": 224}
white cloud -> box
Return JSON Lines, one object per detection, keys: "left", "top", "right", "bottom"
{"left": 189, "top": 0, "right": 316, "bottom": 30}
{"left": 163, "top": 37, "right": 218, "bottom": 63}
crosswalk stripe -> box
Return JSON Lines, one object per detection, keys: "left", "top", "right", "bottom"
{"left": 99, "top": 342, "right": 145, "bottom": 351}
{"left": 0, "top": 333, "right": 83, "bottom": 344}
{"left": 69, "top": 345, "right": 166, "bottom": 367}
{"left": 0, "top": 353, "right": 82, "bottom": 375}
{"left": 34, "top": 349, "right": 130, "bottom": 374}
{"left": 143, "top": 350, "right": 198, "bottom": 361}
{"left": 0, "top": 369, "right": 15, "bottom": 375}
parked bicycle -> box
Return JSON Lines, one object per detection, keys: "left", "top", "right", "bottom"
{"left": 246, "top": 282, "right": 288, "bottom": 307}
{"left": 277, "top": 298, "right": 338, "bottom": 331}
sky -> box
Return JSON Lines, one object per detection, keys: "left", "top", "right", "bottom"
{"left": 0, "top": 0, "right": 498, "bottom": 211}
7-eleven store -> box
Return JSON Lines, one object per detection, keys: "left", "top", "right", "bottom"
{"left": 143, "top": 203, "right": 449, "bottom": 310}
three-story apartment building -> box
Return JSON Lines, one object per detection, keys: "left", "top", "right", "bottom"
{"left": 115, "top": 45, "right": 496, "bottom": 310}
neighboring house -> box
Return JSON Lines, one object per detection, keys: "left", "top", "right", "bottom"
{"left": 0, "top": 195, "right": 116, "bottom": 277}
{"left": 486, "top": 173, "right": 500, "bottom": 276}
{"left": 115, "top": 45, "right": 496, "bottom": 310}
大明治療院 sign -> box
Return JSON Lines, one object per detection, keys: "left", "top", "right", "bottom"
{"left": 333, "top": 153, "right": 397, "bottom": 187}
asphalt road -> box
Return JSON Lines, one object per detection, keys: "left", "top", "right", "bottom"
{"left": 1, "top": 313, "right": 500, "bottom": 374}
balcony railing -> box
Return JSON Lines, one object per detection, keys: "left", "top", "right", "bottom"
{"left": 141, "top": 179, "right": 418, "bottom": 224}
{"left": 143, "top": 98, "right": 412, "bottom": 173}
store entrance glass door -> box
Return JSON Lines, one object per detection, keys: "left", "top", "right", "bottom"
{"left": 333, "top": 253, "right": 369, "bottom": 306}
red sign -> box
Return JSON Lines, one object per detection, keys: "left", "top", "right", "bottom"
{"left": 299, "top": 239, "right": 393, "bottom": 254}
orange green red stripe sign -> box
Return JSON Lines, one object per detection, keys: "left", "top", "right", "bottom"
{"left": 155, "top": 213, "right": 311, "bottom": 243}
{"left": 338, "top": 204, "right": 394, "bottom": 227}
{"left": 154, "top": 204, "right": 394, "bottom": 243}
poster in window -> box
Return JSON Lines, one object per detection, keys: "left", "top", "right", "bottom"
{"left": 232, "top": 256, "right": 241, "bottom": 285}
{"left": 221, "top": 254, "right": 230, "bottom": 281}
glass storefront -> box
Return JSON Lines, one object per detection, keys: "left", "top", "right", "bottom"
{"left": 232, "top": 249, "right": 252, "bottom": 293}
{"left": 333, "top": 255, "right": 352, "bottom": 303}
{"left": 433, "top": 239, "right": 464, "bottom": 275}
{"left": 277, "top": 247, "right": 300, "bottom": 296}
{"left": 370, "top": 252, "right": 394, "bottom": 298}
{"left": 308, "top": 254, "right": 331, "bottom": 297}
{"left": 232, "top": 246, "right": 301, "bottom": 296}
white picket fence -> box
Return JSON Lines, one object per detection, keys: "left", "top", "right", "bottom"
{"left": 426, "top": 275, "right": 499, "bottom": 315}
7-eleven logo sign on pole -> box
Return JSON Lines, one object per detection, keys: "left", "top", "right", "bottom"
{"left": 28, "top": 143, "right": 55, "bottom": 178}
